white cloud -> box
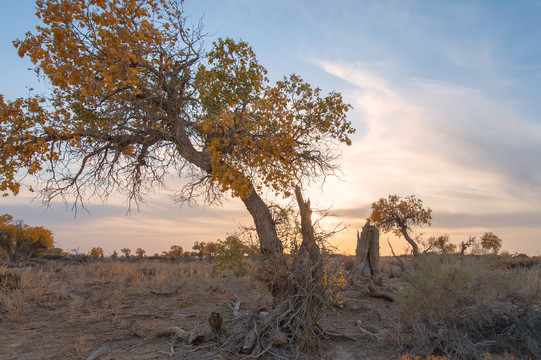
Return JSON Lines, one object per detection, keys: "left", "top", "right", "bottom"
{"left": 316, "top": 60, "right": 541, "bottom": 209}
{"left": 306, "top": 59, "right": 541, "bottom": 255}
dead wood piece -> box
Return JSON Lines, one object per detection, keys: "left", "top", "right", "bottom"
{"left": 227, "top": 289, "right": 242, "bottom": 317}
{"left": 208, "top": 312, "right": 223, "bottom": 335}
{"left": 171, "top": 327, "right": 192, "bottom": 343}
{"left": 0, "top": 272, "right": 21, "bottom": 290}
{"left": 241, "top": 326, "right": 257, "bottom": 354}
{"left": 356, "top": 320, "right": 382, "bottom": 340}
{"left": 367, "top": 279, "right": 395, "bottom": 302}
{"left": 85, "top": 345, "right": 109, "bottom": 360}
{"left": 295, "top": 186, "right": 318, "bottom": 260}
{"left": 149, "top": 288, "right": 178, "bottom": 296}
{"left": 156, "top": 326, "right": 202, "bottom": 344}
{"left": 351, "top": 223, "right": 381, "bottom": 284}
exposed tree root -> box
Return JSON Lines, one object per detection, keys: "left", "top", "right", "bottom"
{"left": 367, "top": 279, "right": 395, "bottom": 302}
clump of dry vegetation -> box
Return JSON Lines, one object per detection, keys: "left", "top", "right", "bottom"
{"left": 0, "top": 264, "right": 67, "bottom": 318}
{"left": 2, "top": 252, "right": 539, "bottom": 359}
{"left": 392, "top": 254, "right": 541, "bottom": 359}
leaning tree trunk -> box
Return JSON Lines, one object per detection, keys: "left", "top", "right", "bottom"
{"left": 241, "top": 188, "right": 283, "bottom": 257}
{"left": 351, "top": 223, "right": 381, "bottom": 284}
{"left": 241, "top": 187, "right": 289, "bottom": 301}
{"left": 401, "top": 224, "right": 420, "bottom": 257}
{"left": 174, "top": 138, "right": 285, "bottom": 270}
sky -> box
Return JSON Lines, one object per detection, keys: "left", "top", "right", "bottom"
{"left": 1, "top": 0, "right": 540, "bottom": 256}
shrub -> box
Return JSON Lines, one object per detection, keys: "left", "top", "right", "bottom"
{"left": 426, "top": 234, "right": 456, "bottom": 254}
{"left": 214, "top": 235, "right": 254, "bottom": 275}
{"left": 322, "top": 255, "right": 348, "bottom": 309}
{"left": 394, "top": 254, "right": 541, "bottom": 359}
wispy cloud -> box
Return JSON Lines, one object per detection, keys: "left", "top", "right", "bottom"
{"left": 317, "top": 60, "right": 541, "bottom": 207}
{"left": 308, "top": 59, "right": 541, "bottom": 254}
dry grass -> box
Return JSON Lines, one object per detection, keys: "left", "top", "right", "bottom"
{"left": 392, "top": 254, "right": 541, "bottom": 359}
{"left": 0, "top": 259, "right": 272, "bottom": 359}
{"left": 2, "top": 255, "right": 538, "bottom": 359}
{"left": 0, "top": 264, "right": 67, "bottom": 318}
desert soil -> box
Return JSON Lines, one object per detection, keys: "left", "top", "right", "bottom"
{"left": 0, "top": 259, "right": 400, "bottom": 360}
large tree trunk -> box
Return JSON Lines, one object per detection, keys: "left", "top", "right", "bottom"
{"left": 241, "top": 187, "right": 288, "bottom": 301}
{"left": 174, "top": 138, "right": 283, "bottom": 259}
{"left": 241, "top": 188, "right": 283, "bottom": 257}
{"left": 351, "top": 223, "right": 381, "bottom": 284}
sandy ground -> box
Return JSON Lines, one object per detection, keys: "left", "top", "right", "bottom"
{"left": 0, "top": 259, "right": 401, "bottom": 360}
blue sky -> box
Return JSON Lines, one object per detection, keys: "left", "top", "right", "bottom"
{"left": 1, "top": 0, "right": 540, "bottom": 256}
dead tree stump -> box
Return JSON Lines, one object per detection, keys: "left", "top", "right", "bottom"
{"left": 351, "top": 223, "right": 381, "bottom": 285}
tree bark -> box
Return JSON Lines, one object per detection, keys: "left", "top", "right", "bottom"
{"left": 295, "top": 186, "right": 323, "bottom": 295}
{"left": 351, "top": 223, "right": 381, "bottom": 283}
{"left": 172, "top": 133, "right": 284, "bottom": 260}
{"left": 400, "top": 224, "right": 420, "bottom": 257}
{"left": 241, "top": 188, "right": 283, "bottom": 257}
{"left": 295, "top": 186, "right": 318, "bottom": 260}
{"left": 368, "top": 227, "right": 381, "bottom": 283}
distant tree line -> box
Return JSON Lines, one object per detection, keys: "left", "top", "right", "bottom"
{"left": 0, "top": 209, "right": 505, "bottom": 264}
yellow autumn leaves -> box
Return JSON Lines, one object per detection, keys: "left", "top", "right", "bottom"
{"left": 1, "top": 0, "right": 355, "bottom": 204}
{"left": 196, "top": 39, "right": 354, "bottom": 199}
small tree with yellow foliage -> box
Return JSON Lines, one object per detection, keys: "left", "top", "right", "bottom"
{"left": 88, "top": 247, "right": 104, "bottom": 257}
{"left": 367, "top": 195, "right": 432, "bottom": 256}
{"left": 480, "top": 232, "right": 503, "bottom": 254}
{"left": 0, "top": 214, "right": 54, "bottom": 262}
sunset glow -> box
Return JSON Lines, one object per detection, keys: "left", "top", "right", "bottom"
{"left": 1, "top": 1, "right": 540, "bottom": 256}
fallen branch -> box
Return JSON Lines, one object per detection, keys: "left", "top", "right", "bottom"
{"left": 150, "top": 288, "right": 178, "bottom": 296}
{"left": 85, "top": 345, "right": 109, "bottom": 360}
{"left": 155, "top": 326, "right": 203, "bottom": 345}
{"left": 356, "top": 320, "right": 382, "bottom": 340}
{"left": 241, "top": 325, "right": 257, "bottom": 354}
{"left": 227, "top": 288, "right": 242, "bottom": 317}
